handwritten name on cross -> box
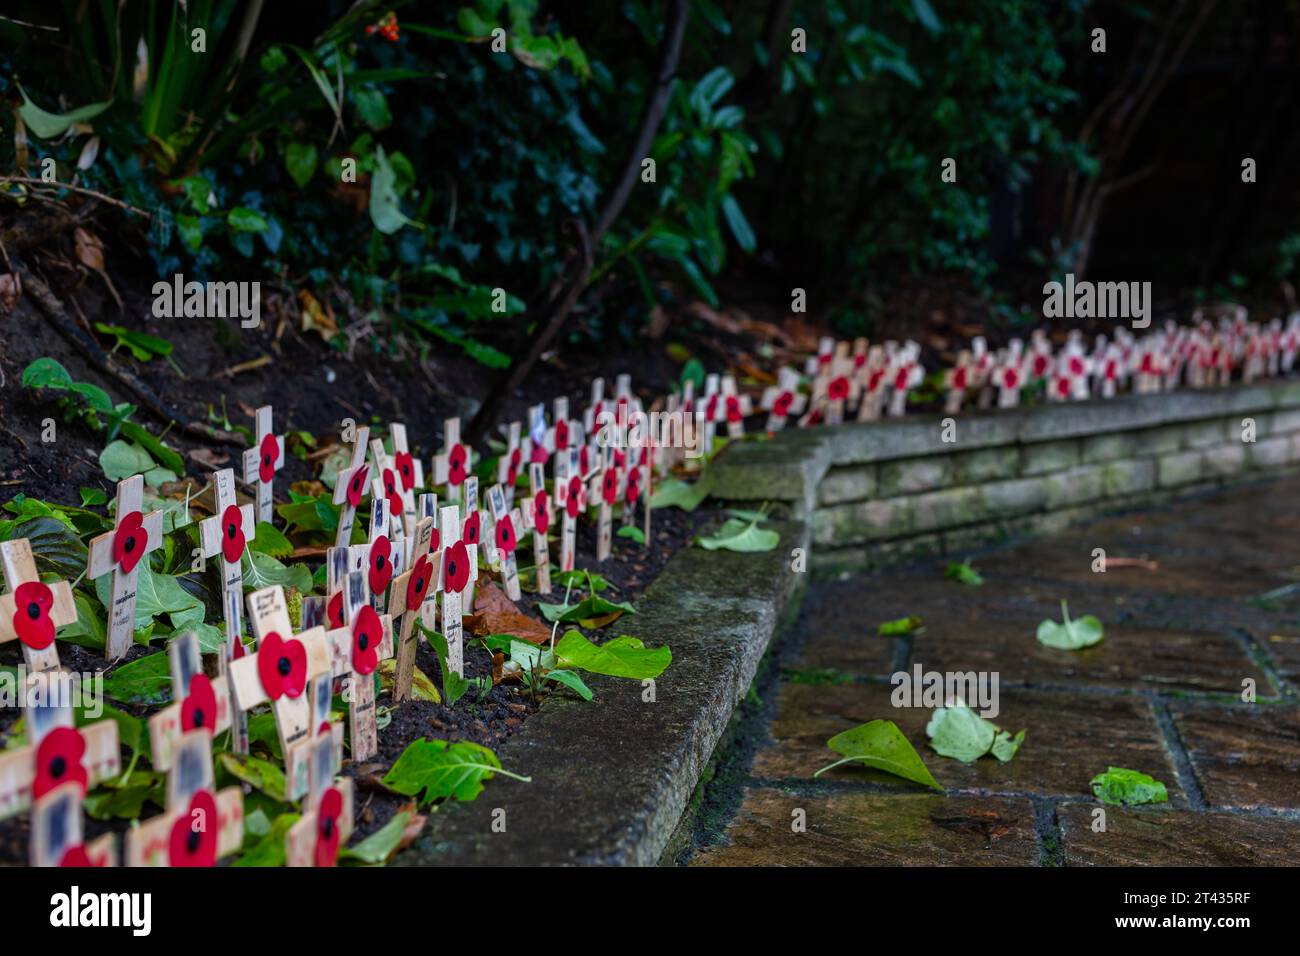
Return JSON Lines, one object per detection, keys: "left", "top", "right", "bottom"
{"left": 438, "top": 504, "right": 477, "bottom": 677}
{"left": 241, "top": 404, "right": 284, "bottom": 526}
{"left": 332, "top": 425, "right": 372, "bottom": 548}
{"left": 87, "top": 475, "right": 164, "bottom": 660}
{"left": 323, "top": 570, "right": 393, "bottom": 762}
{"left": 146, "top": 631, "right": 233, "bottom": 772}
{"left": 0, "top": 538, "right": 75, "bottom": 673}
{"left": 285, "top": 732, "right": 354, "bottom": 867}
{"left": 433, "top": 417, "right": 472, "bottom": 503}
{"left": 389, "top": 515, "right": 440, "bottom": 702}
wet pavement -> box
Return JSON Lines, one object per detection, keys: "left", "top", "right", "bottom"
{"left": 681, "top": 475, "right": 1300, "bottom": 866}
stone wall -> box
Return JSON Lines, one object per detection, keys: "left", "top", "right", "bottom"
{"left": 712, "top": 380, "right": 1300, "bottom": 573}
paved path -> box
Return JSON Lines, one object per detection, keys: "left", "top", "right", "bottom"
{"left": 681, "top": 475, "right": 1300, "bottom": 866}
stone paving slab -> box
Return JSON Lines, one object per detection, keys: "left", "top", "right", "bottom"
{"left": 751, "top": 683, "right": 1182, "bottom": 802}
{"left": 1170, "top": 704, "right": 1300, "bottom": 810}
{"left": 1058, "top": 804, "right": 1300, "bottom": 866}
{"left": 690, "top": 789, "right": 1040, "bottom": 866}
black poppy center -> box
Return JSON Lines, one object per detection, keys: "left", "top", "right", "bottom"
{"left": 124, "top": 537, "right": 136, "bottom": 553}
{"left": 26, "top": 602, "right": 41, "bottom": 620}
{"left": 50, "top": 756, "right": 67, "bottom": 779}
{"left": 191, "top": 707, "right": 206, "bottom": 728}
{"left": 277, "top": 655, "right": 292, "bottom": 676}
{"left": 263, "top": 454, "right": 271, "bottom": 467}
{"left": 448, "top": 561, "right": 457, "bottom": 577}
{"left": 358, "top": 633, "right": 369, "bottom": 651}
{"left": 414, "top": 578, "right": 425, "bottom": 594}
{"left": 375, "top": 555, "right": 385, "bottom": 570}
{"left": 322, "top": 817, "right": 335, "bottom": 839}
{"left": 187, "top": 829, "right": 201, "bottom": 853}
{"left": 227, "top": 523, "right": 237, "bottom": 539}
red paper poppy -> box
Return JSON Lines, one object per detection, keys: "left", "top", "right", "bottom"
{"left": 1032, "top": 353, "right": 1050, "bottom": 377}
{"left": 58, "top": 844, "right": 105, "bottom": 868}
{"left": 406, "top": 554, "right": 433, "bottom": 609}
{"left": 351, "top": 605, "right": 383, "bottom": 675}
{"left": 369, "top": 535, "right": 394, "bottom": 596}
{"left": 462, "top": 510, "right": 481, "bottom": 548}
{"left": 258, "top": 433, "right": 280, "bottom": 484}
{"left": 112, "top": 510, "right": 147, "bottom": 575}
{"left": 626, "top": 468, "right": 642, "bottom": 504}
{"left": 13, "top": 581, "right": 55, "bottom": 650}
{"left": 867, "top": 369, "right": 885, "bottom": 392}
{"left": 533, "top": 491, "right": 550, "bottom": 535}
{"left": 168, "top": 789, "right": 218, "bottom": 867}
{"left": 181, "top": 674, "right": 218, "bottom": 733}
{"left": 854, "top": 353, "right": 867, "bottom": 368}
{"left": 429, "top": 525, "right": 441, "bottom": 554}
{"left": 829, "top": 377, "right": 851, "bottom": 402}
{"left": 382, "top": 468, "right": 404, "bottom": 521}
{"left": 220, "top": 504, "right": 246, "bottom": 564}
{"left": 773, "top": 391, "right": 794, "bottom": 418}
{"left": 601, "top": 469, "right": 619, "bottom": 505}
{"left": 394, "top": 451, "right": 416, "bottom": 491}
{"left": 443, "top": 540, "right": 470, "bottom": 594}
{"left": 565, "top": 476, "right": 583, "bottom": 518}
{"left": 33, "top": 727, "right": 87, "bottom": 800}
{"left": 1003, "top": 368, "right": 1020, "bottom": 389}
{"left": 315, "top": 787, "right": 344, "bottom": 868}
{"left": 346, "top": 464, "right": 370, "bottom": 508}
{"left": 1056, "top": 376, "right": 1071, "bottom": 398}
{"left": 507, "top": 448, "right": 522, "bottom": 485}
{"left": 447, "top": 444, "right": 468, "bottom": 486}
{"left": 726, "top": 395, "right": 744, "bottom": 422}
{"left": 530, "top": 442, "right": 549, "bottom": 465}
{"left": 807, "top": 407, "right": 823, "bottom": 426}
{"left": 579, "top": 446, "right": 591, "bottom": 475}
{"left": 555, "top": 419, "right": 569, "bottom": 450}
{"left": 893, "top": 368, "right": 910, "bottom": 390}
{"left": 495, "top": 514, "right": 517, "bottom": 555}
{"left": 256, "top": 631, "right": 307, "bottom": 701}
{"left": 613, "top": 449, "right": 626, "bottom": 468}
{"left": 327, "top": 591, "right": 344, "bottom": 629}
{"left": 705, "top": 394, "right": 720, "bottom": 422}
{"left": 1069, "top": 356, "right": 1085, "bottom": 377}
{"left": 952, "top": 368, "right": 968, "bottom": 390}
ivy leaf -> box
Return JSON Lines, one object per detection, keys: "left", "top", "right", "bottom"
{"left": 1037, "top": 600, "right": 1104, "bottom": 649}
{"left": 1090, "top": 767, "right": 1169, "bottom": 806}
{"left": 945, "top": 561, "right": 983, "bottom": 586}
{"left": 553, "top": 630, "right": 670, "bottom": 679}
{"left": 383, "top": 738, "right": 529, "bottom": 804}
{"left": 813, "top": 719, "right": 943, "bottom": 791}
{"left": 233, "top": 813, "right": 299, "bottom": 867}
{"left": 991, "top": 729, "right": 1026, "bottom": 762}
{"left": 925, "top": 703, "right": 996, "bottom": 762}
{"left": 650, "top": 473, "right": 713, "bottom": 512}
{"left": 94, "top": 561, "right": 205, "bottom": 633}
{"left": 219, "top": 752, "right": 287, "bottom": 801}
{"left": 80, "top": 487, "right": 108, "bottom": 507}
{"left": 370, "top": 146, "right": 415, "bottom": 235}
{"left": 696, "top": 517, "right": 779, "bottom": 552}
{"left": 341, "top": 809, "right": 421, "bottom": 865}
{"left": 100, "top": 439, "right": 156, "bottom": 481}
{"left": 616, "top": 525, "right": 645, "bottom": 545}
{"left": 227, "top": 207, "right": 269, "bottom": 233}
{"left": 249, "top": 522, "right": 293, "bottom": 558}
{"left": 241, "top": 551, "right": 314, "bottom": 593}
{"left": 284, "top": 141, "right": 318, "bottom": 187}
{"left": 2, "top": 516, "right": 87, "bottom": 579}
{"left": 537, "top": 595, "right": 635, "bottom": 627}
{"left": 103, "top": 652, "right": 172, "bottom": 706}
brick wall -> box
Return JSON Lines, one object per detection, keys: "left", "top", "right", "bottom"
{"left": 711, "top": 381, "right": 1300, "bottom": 573}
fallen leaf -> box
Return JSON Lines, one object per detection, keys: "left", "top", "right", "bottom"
{"left": 1090, "top": 767, "right": 1168, "bottom": 806}
{"left": 74, "top": 227, "right": 106, "bottom": 271}
{"left": 1036, "top": 600, "right": 1104, "bottom": 650}
{"left": 466, "top": 609, "right": 551, "bottom": 645}
{"left": 188, "top": 448, "right": 229, "bottom": 469}
{"left": 0, "top": 272, "right": 22, "bottom": 316}
{"left": 298, "top": 288, "right": 338, "bottom": 341}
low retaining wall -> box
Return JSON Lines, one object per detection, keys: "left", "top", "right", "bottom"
{"left": 712, "top": 380, "right": 1300, "bottom": 574}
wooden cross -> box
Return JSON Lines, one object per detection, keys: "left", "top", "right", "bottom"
{"left": 241, "top": 404, "right": 284, "bottom": 526}
{"left": 944, "top": 350, "right": 973, "bottom": 415}
{"left": 0, "top": 538, "right": 75, "bottom": 673}
{"left": 30, "top": 780, "right": 116, "bottom": 867}
{"left": 622, "top": 438, "right": 651, "bottom": 544}
{"left": 198, "top": 468, "right": 254, "bottom": 658}
{"left": 700, "top": 373, "right": 721, "bottom": 454}
{"left": 230, "top": 585, "right": 334, "bottom": 799}
{"left": 371, "top": 428, "right": 418, "bottom": 541}
{"left": 595, "top": 446, "right": 618, "bottom": 562}
{"left": 887, "top": 343, "right": 922, "bottom": 418}
{"left": 389, "top": 514, "right": 440, "bottom": 702}
{"left": 332, "top": 425, "right": 372, "bottom": 548}
{"left": 285, "top": 731, "right": 355, "bottom": 867}
{"left": 583, "top": 377, "right": 607, "bottom": 435}
{"left": 822, "top": 347, "right": 855, "bottom": 425}
{"left": 460, "top": 475, "right": 488, "bottom": 610}
{"left": 971, "top": 336, "right": 996, "bottom": 409}
{"left": 87, "top": 475, "right": 164, "bottom": 660}
{"left": 364, "top": 480, "right": 402, "bottom": 613}
{"left": 554, "top": 448, "right": 586, "bottom": 573}
{"left": 856, "top": 346, "right": 888, "bottom": 422}
{"left": 0, "top": 670, "right": 119, "bottom": 821}
{"left": 433, "top": 417, "right": 472, "bottom": 502}
{"left": 322, "top": 570, "right": 393, "bottom": 762}
{"left": 438, "top": 503, "right": 477, "bottom": 677}
{"left": 390, "top": 422, "right": 423, "bottom": 535}
{"left": 761, "top": 367, "right": 806, "bottom": 432}
{"left": 124, "top": 729, "right": 243, "bottom": 867}
{"left": 720, "top": 375, "right": 753, "bottom": 437}
{"left": 549, "top": 396, "right": 578, "bottom": 463}
{"left": 997, "top": 350, "right": 1025, "bottom": 408}
{"left": 520, "top": 461, "right": 553, "bottom": 595}
{"left": 486, "top": 482, "right": 523, "bottom": 601}
{"left": 496, "top": 420, "right": 523, "bottom": 508}
{"left": 146, "top": 631, "right": 233, "bottom": 772}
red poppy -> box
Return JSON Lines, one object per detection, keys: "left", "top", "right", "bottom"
{"left": 893, "top": 368, "right": 910, "bottom": 390}
{"left": 1003, "top": 368, "right": 1020, "bottom": 389}
{"left": 602, "top": 469, "right": 619, "bottom": 505}
{"left": 112, "top": 510, "right": 147, "bottom": 575}
{"left": 462, "top": 510, "right": 481, "bottom": 547}
{"left": 429, "top": 525, "right": 441, "bottom": 554}
{"left": 867, "top": 369, "right": 885, "bottom": 392}
{"left": 168, "top": 789, "right": 218, "bottom": 867}
{"left": 579, "top": 446, "right": 590, "bottom": 475}
{"left": 854, "top": 353, "right": 867, "bottom": 368}
{"left": 257, "top": 631, "right": 307, "bottom": 701}
{"left": 442, "top": 540, "right": 470, "bottom": 594}
{"left": 626, "top": 468, "right": 642, "bottom": 504}
{"left": 828, "top": 377, "right": 850, "bottom": 402}
{"left": 1056, "top": 376, "right": 1071, "bottom": 398}
{"left": 807, "top": 407, "right": 823, "bottom": 426}
{"left": 1069, "top": 356, "right": 1085, "bottom": 377}
{"left": 447, "top": 444, "right": 468, "bottom": 486}
{"left": 351, "top": 605, "right": 383, "bottom": 675}
{"left": 952, "top": 368, "right": 968, "bottom": 390}
{"left": 555, "top": 419, "right": 569, "bottom": 450}
{"left": 613, "top": 449, "right": 626, "bottom": 468}
{"left": 533, "top": 491, "right": 550, "bottom": 535}
{"left": 181, "top": 674, "right": 218, "bottom": 733}
{"left": 327, "top": 591, "right": 344, "bottom": 629}
{"left": 346, "top": 464, "right": 370, "bottom": 508}
{"left": 406, "top": 554, "right": 433, "bottom": 609}
{"left": 773, "top": 391, "right": 794, "bottom": 417}
{"left": 258, "top": 433, "right": 280, "bottom": 484}
{"left": 58, "top": 845, "right": 105, "bottom": 868}
{"left": 394, "top": 451, "right": 416, "bottom": 491}
{"left": 368, "top": 535, "right": 394, "bottom": 596}
{"left": 382, "top": 468, "right": 404, "bottom": 520}
{"left": 530, "top": 442, "right": 549, "bottom": 465}
{"left": 495, "top": 514, "right": 517, "bottom": 555}
{"left": 726, "top": 395, "right": 744, "bottom": 422}
{"left": 507, "top": 448, "right": 521, "bottom": 485}
{"left": 705, "top": 394, "right": 720, "bottom": 422}
{"left": 1032, "top": 353, "right": 1050, "bottom": 377}
{"left": 314, "top": 787, "right": 344, "bottom": 867}
{"left": 220, "top": 504, "right": 246, "bottom": 564}
{"left": 33, "top": 727, "right": 87, "bottom": 800}
{"left": 565, "top": 476, "right": 583, "bottom": 518}
{"left": 13, "top": 581, "right": 55, "bottom": 650}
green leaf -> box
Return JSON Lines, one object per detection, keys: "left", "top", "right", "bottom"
{"left": 93, "top": 323, "right": 173, "bottom": 360}
{"left": 616, "top": 525, "right": 645, "bottom": 545}
{"left": 945, "top": 561, "right": 983, "bottom": 586}
{"left": 241, "top": 551, "right": 314, "bottom": 594}
{"left": 341, "top": 810, "right": 416, "bottom": 864}
{"left": 284, "top": 141, "right": 318, "bottom": 187}
{"left": 696, "top": 517, "right": 778, "bottom": 552}
{"left": 991, "top": 729, "right": 1025, "bottom": 763}
{"left": 420, "top": 624, "right": 469, "bottom": 707}
{"left": 2, "top": 516, "right": 87, "bottom": 579}
{"left": 79, "top": 487, "right": 108, "bottom": 507}
{"left": 910, "top": 0, "right": 944, "bottom": 33}
{"left": 925, "top": 704, "right": 995, "bottom": 762}
{"left": 877, "top": 615, "right": 923, "bottom": 636}
{"left": 378, "top": 659, "right": 442, "bottom": 704}
{"left": 249, "top": 522, "right": 293, "bottom": 558}
{"left": 1036, "top": 600, "right": 1104, "bottom": 649}
{"left": 95, "top": 562, "right": 206, "bottom": 634}
{"left": 383, "top": 738, "right": 527, "bottom": 804}
{"left": 537, "top": 595, "right": 635, "bottom": 626}
{"left": 554, "top": 631, "right": 670, "bottom": 679}
{"left": 353, "top": 88, "right": 391, "bottom": 130}
{"left": 219, "top": 752, "right": 287, "bottom": 801}
{"left": 227, "top": 207, "right": 269, "bottom": 233}
{"left": 99, "top": 439, "right": 156, "bottom": 481}
{"left": 103, "top": 652, "right": 172, "bottom": 706}
{"left": 545, "top": 668, "right": 593, "bottom": 700}
{"left": 1090, "top": 767, "right": 1169, "bottom": 807}
{"left": 233, "top": 812, "right": 299, "bottom": 866}
{"left": 369, "top": 146, "right": 415, "bottom": 235}
{"left": 814, "top": 719, "right": 943, "bottom": 791}
{"left": 720, "top": 193, "right": 756, "bottom": 253}
{"left": 119, "top": 421, "right": 185, "bottom": 476}
{"left": 18, "top": 84, "right": 111, "bottom": 138}
{"left": 651, "top": 473, "right": 713, "bottom": 512}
